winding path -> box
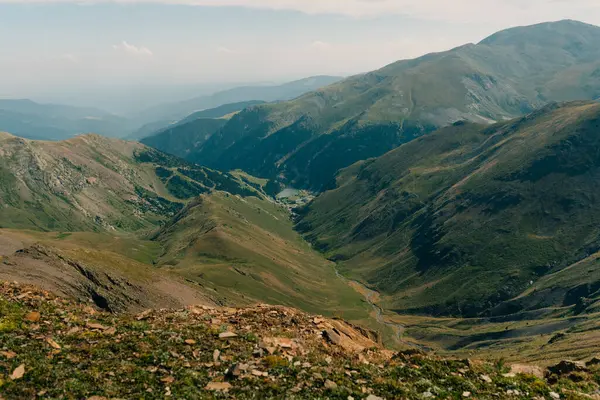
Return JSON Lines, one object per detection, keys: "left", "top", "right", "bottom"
{"left": 333, "top": 266, "right": 431, "bottom": 351}
{"left": 333, "top": 266, "right": 405, "bottom": 343}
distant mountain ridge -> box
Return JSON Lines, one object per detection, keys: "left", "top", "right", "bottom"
{"left": 137, "top": 101, "right": 271, "bottom": 158}
{"left": 180, "top": 20, "right": 600, "bottom": 191}
{"left": 140, "top": 118, "right": 228, "bottom": 159}
{"left": 0, "top": 99, "right": 130, "bottom": 140}
{"left": 131, "top": 100, "right": 265, "bottom": 143}
{"left": 0, "top": 99, "right": 113, "bottom": 120}
{"left": 132, "top": 75, "right": 343, "bottom": 128}
{"left": 0, "top": 76, "right": 342, "bottom": 141}
{"left": 178, "top": 100, "right": 265, "bottom": 124}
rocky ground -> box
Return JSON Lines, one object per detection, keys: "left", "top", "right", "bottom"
{"left": 1, "top": 281, "right": 600, "bottom": 399}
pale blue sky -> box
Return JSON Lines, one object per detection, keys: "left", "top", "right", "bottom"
{"left": 1, "top": 0, "right": 599, "bottom": 107}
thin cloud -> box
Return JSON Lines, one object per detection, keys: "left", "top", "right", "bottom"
{"left": 112, "top": 41, "right": 153, "bottom": 56}
{"left": 310, "top": 41, "right": 331, "bottom": 51}
{"left": 182, "top": 0, "right": 600, "bottom": 23}
{"left": 60, "top": 53, "right": 79, "bottom": 63}
{"left": 216, "top": 46, "right": 235, "bottom": 54}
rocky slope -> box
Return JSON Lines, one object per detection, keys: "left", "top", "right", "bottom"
{"left": 296, "top": 101, "right": 600, "bottom": 318}
{"left": 2, "top": 281, "right": 600, "bottom": 399}
{"left": 184, "top": 20, "right": 600, "bottom": 190}
{"left": 0, "top": 133, "right": 259, "bottom": 231}
{"left": 0, "top": 230, "right": 215, "bottom": 313}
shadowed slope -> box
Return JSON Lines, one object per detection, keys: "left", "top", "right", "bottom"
{"left": 297, "top": 101, "right": 600, "bottom": 318}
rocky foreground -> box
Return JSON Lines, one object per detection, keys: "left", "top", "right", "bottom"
{"left": 1, "top": 282, "right": 600, "bottom": 399}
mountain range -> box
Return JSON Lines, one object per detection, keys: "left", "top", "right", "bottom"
{"left": 0, "top": 76, "right": 341, "bottom": 142}
{"left": 0, "top": 99, "right": 130, "bottom": 140}
{"left": 171, "top": 20, "right": 600, "bottom": 190}
{"left": 4, "top": 19, "right": 600, "bottom": 363}
{"left": 297, "top": 101, "right": 600, "bottom": 320}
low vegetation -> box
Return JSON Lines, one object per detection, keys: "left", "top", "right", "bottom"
{"left": 3, "top": 282, "right": 600, "bottom": 399}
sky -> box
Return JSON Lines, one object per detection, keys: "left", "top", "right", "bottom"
{"left": 1, "top": 0, "right": 600, "bottom": 110}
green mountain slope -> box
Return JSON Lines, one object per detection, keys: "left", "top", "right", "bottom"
{"left": 140, "top": 118, "right": 227, "bottom": 159}
{"left": 133, "top": 76, "right": 343, "bottom": 128}
{"left": 129, "top": 100, "right": 265, "bottom": 141}
{"left": 190, "top": 20, "right": 600, "bottom": 190}
{"left": 149, "top": 191, "right": 369, "bottom": 319}
{"left": 296, "top": 101, "right": 600, "bottom": 318}
{"left": 0, "top": 133, "right": 258, "bottom": 231}
{"left": 0, "top": 132, "right": 372, "bottom": 327}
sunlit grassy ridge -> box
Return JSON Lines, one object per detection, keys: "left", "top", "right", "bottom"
{"left": 151, "top": 192, "right": 372, "bottom": 323}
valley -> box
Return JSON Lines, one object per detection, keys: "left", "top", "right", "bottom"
{"left": 295, "top": 100, "right": 600, "bottom": 362}
{"left": 4, "top": 15, "right": 600, "bottom": 399}
{"left": 0, "top": 132, "right": 383, "bottom": 338}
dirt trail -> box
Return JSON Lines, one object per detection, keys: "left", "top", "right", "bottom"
{"left": 333, "top": 266, "right": 413, "bottom": 347}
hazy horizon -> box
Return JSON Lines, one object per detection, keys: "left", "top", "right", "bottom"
{"left": 2, "top": 0, "right": 600, "bottom": 112}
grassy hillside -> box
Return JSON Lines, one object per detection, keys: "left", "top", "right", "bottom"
{"left": 0, "top": 133, "right": 375, "bottom": 331}
{"left": 141, "top": 118, "right": 227, "bottom": 159}
{"left": 189, "top": 20, "right": 600, "bottom": 190}
{"left": 150, "top": 191, "right": 371, "bottom": 322}
{"left": 297, "top": 101, "right": 600, "bottom": 320}
{"left": 0, "top": 191, "right": 374, "bottom": 331}
{"left": 0, "top": 133, "right": 259, "bottom": 231}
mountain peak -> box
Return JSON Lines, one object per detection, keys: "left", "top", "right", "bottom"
{"left": 479, "top": 19, "right": 600, "bottom": 46}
